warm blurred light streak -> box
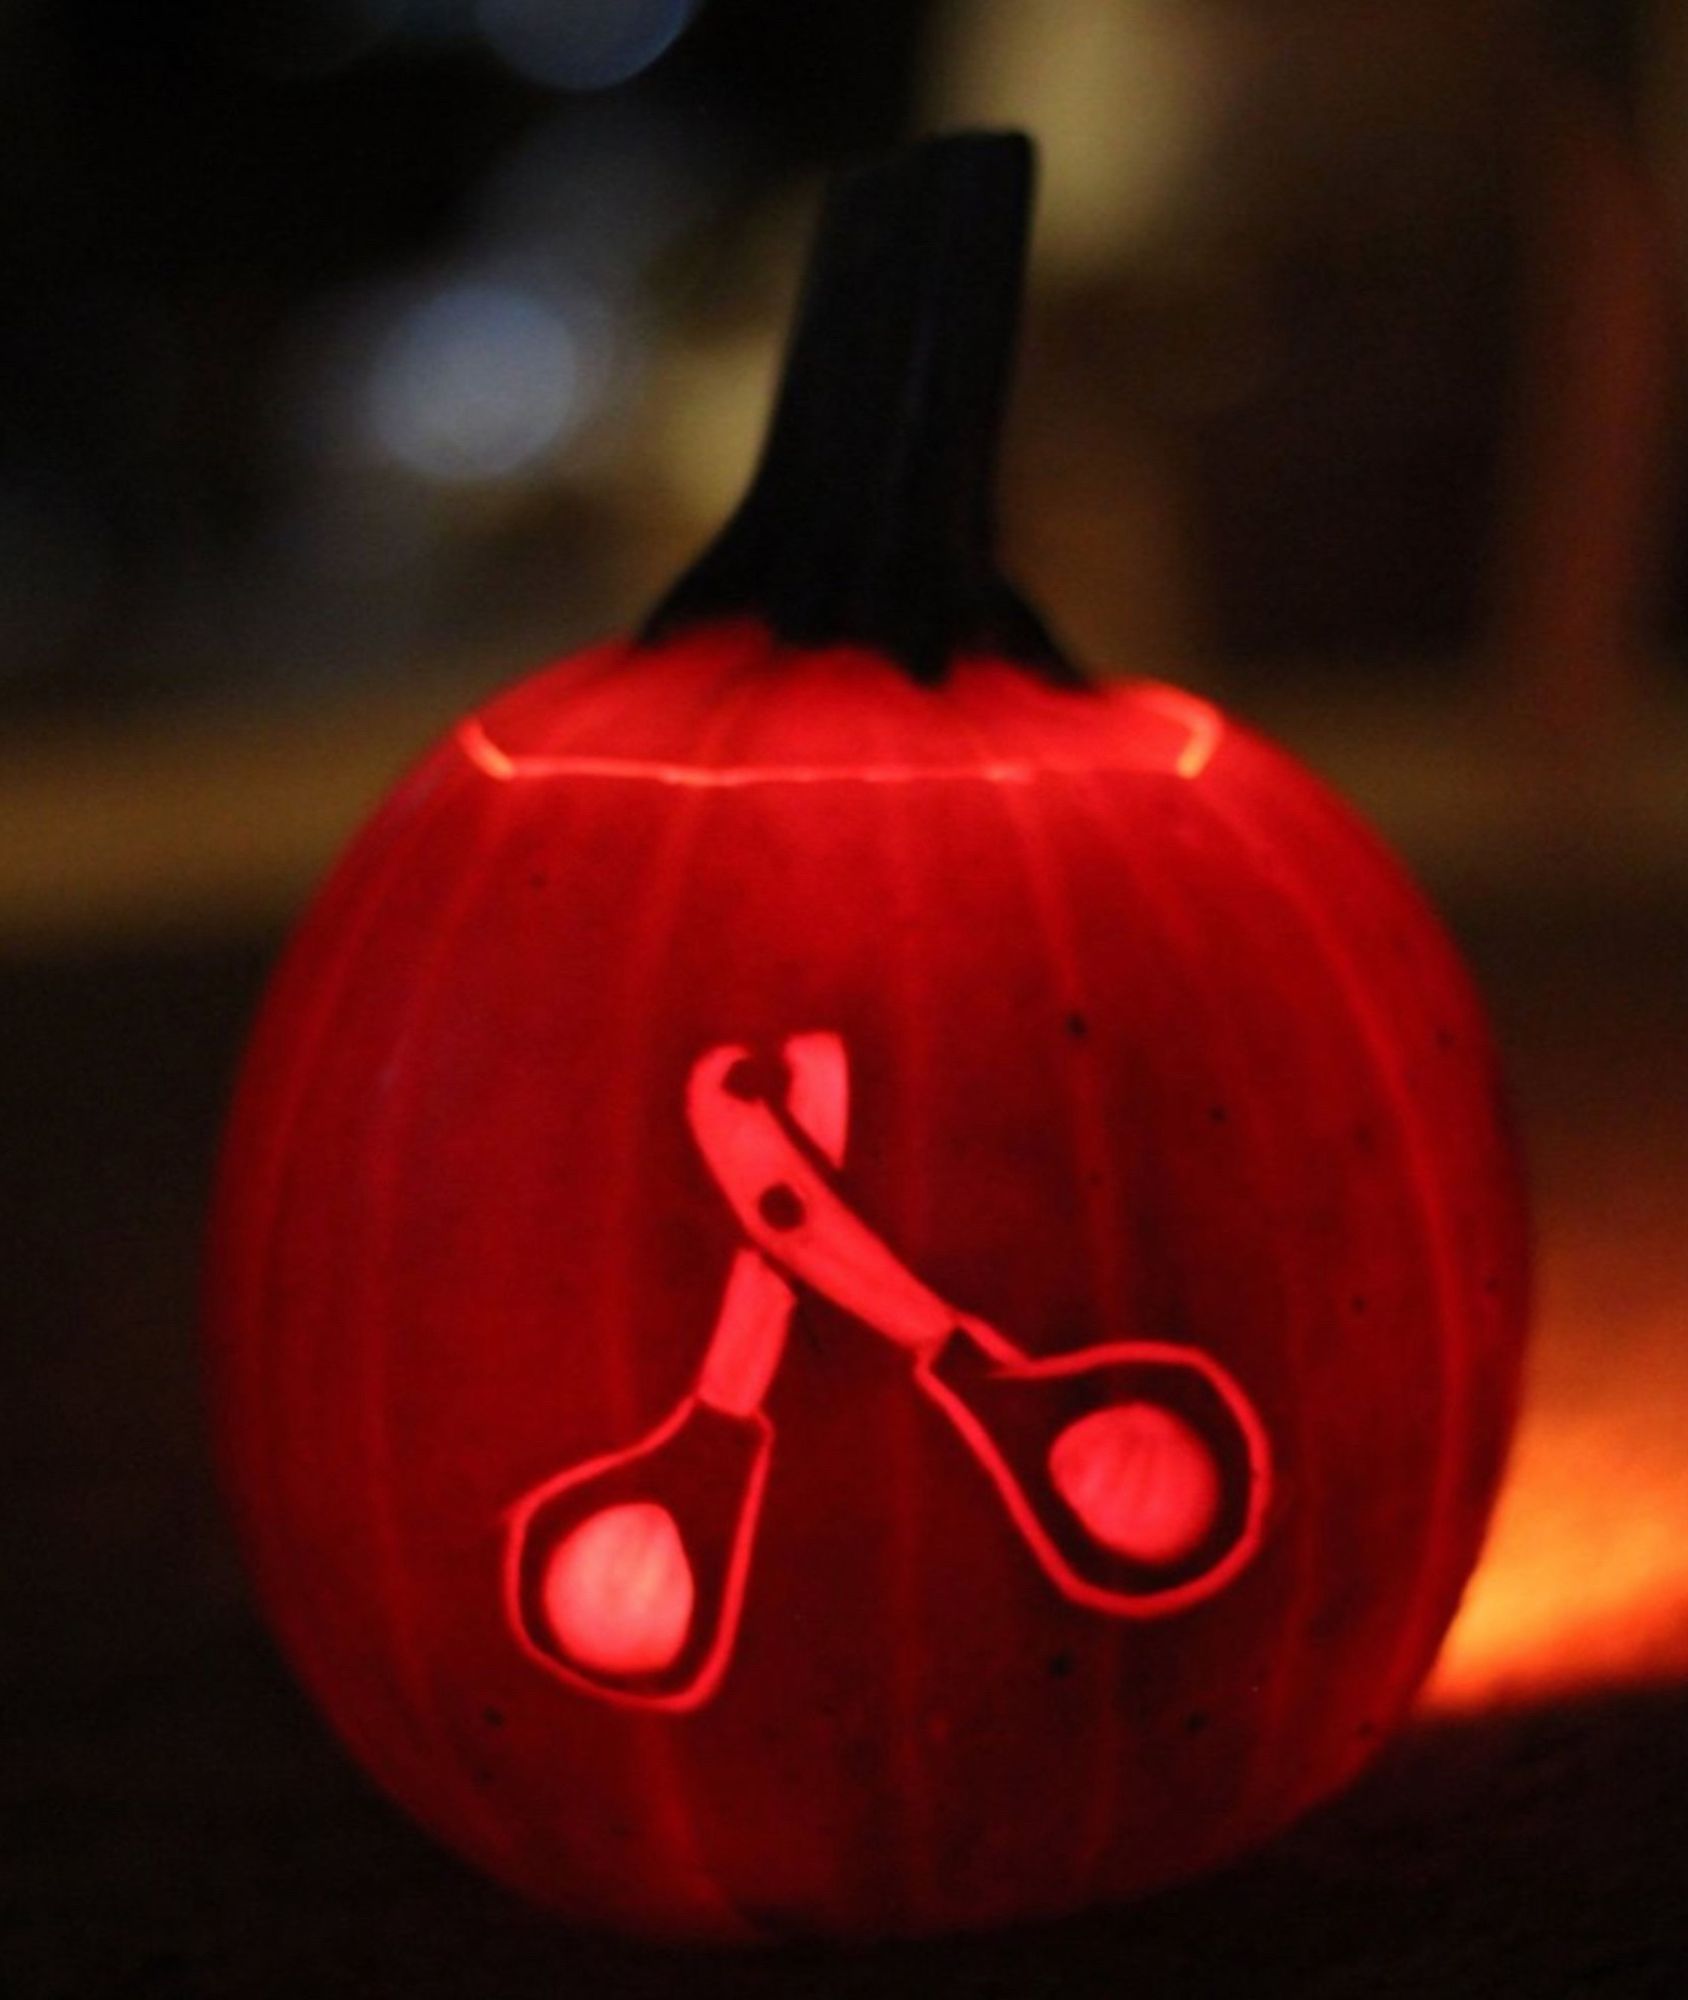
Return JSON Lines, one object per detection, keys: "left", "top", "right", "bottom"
{"left": 1427, "top": 1232, "right": 1688, "bottom": 1712}
{"left": 1429, "top": 1410, "right": 1688, "bottom": 1712}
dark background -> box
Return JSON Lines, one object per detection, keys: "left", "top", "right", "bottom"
{"left": 5, "top": 2, "right": 1688, "bottom": 1993}
{"left": 2, "top": 0, "right": 1680, "bottom": 721}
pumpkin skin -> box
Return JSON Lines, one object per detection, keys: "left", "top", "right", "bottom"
{"left": 205, "top": 615, "right": 1527, "bottom": 1939}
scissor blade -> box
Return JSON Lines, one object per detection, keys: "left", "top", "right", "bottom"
{"left": 781, "top": 1030, "right": 848, "bottom": 1165}
{"left": 688, "top": 1045, "right": 955, "bottom": 1354}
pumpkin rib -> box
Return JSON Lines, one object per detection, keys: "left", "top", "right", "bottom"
{"left": 1161, "top": 781, "right": 1383, "bottom": 1837}
{"left": 353, "top": 787, "right": 531, "bottom": 1875}
{"left": 546, "top": 796, "right": 721, "bottom": 1926}
{"left": 513, "top": 639, "right": 642, "bottom": 753}
{"left": 865, "top": 708, "right": 947, "bottom": 1933}
{"left": 230, "top": 755, "right": 483, "bottom": 1812}
{"left": 513, "top": 644, "right": 653, "bottom": 763}
{"left": 1075, "top": 761, "right": 1323, "bottom": 1880}
{"left": 1016, "top": 788, "right": 1145, "bottom": 1909}
{"left": 1059, "top": 772, "right": 1185, "bottom": 1899}
{"left": 473, "top": 632, "right": 709, "bottom": 770}
{"left": 1258, "top": 774, "right": 1505, "bottom": 1726}
{"left": 957, "top": 715, "right": 1137, "bottom": 1912}
{"left": 554, "top": 634, "right": 757, "bottom": 766}
{"left": 568, "top": 647, "right": 783, "bottom": 1936}
{"left": 228, "top": 749, "right": 471, "bottom": 1483}
{"left": 1186, "top": 779, "right": 1471, "bottom": 1758}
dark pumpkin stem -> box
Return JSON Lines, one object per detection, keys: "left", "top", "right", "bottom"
{"left": 642, "top": 130, "right": 1083, "bottom": 686}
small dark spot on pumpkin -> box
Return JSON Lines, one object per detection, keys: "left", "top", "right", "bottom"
{"left": 1357, "top": 1719, "right": 1378, "bottom": 1740}
{"left": 471, "top": 1766, "right": 495, "bottom": 1788}
{"left": 1183, "top": 1710, "right": 1210, "bottom": 1735}
{"left": 1207, "top": 1104, "right": 1229, "bottom": 1126}
{"left": 1065, "top": 1010, "right": 1089, "bottom": 1040}
{"left": 1048, "top": 1650, "right": 1076, "bottom": 1679}
{"left": 1483, "top": 1273, "right": 1501, "bottom": 1296}
{"left": 481, "top": 1705, "right": 504, "bottom": 1728}
{"left": 527, "top": 870, "right": 549, "bottom": 890}
{"left": 758, "top": 1183, "right": 805, "bottom": 1231}
{"left": 1349, "top": 1294, "right": 1368, "bottom": 1316}
{"left": 1352, "top": 1120, "right": 1378, "bottom": 1155}
{"left": 1435, "top": 1026, "right": 1457, "bottom": 1053}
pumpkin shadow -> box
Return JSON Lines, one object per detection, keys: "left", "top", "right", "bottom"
{"left": 657, "top": 1684, "right": 1688, "bottom": 1997}
{"left": 20, "top": 1630, "right": 1684, "bottom": 1997}
{"left": 825, "top": 1683, "right": 1688, "bottom": 1997}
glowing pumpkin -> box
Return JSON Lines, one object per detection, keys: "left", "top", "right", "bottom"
{"left": 206, "top": 133, "right": 1528, "bottom": 1939}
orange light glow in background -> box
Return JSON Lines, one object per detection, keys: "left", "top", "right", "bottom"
{"left": 1426, "top": 1098, "right": 1688, "bottom": 1713}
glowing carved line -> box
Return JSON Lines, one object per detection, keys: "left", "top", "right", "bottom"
{"left": 503, "top": 1032, "right": 848, "bottom": 1710}
{"left": 915, "top": 1338, "right": 1272, "bottom": 1618}
{"left": 458, "top": 694, "right": 1226, "bottom": 790}
{"left": 501, "top": 1394, "right": 773, "bottom": 1714}
{"left": 508, "top": 1027, "right": 1274, "bottom": 1710}
{"left": 1131, "top": 685, "right": 1223, "bottom": 779}
{"left": 688, "top": 1048, "right": 1272, "bottom": 1617}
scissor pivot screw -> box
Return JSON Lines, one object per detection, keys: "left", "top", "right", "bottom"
{"left": 757, "top": 1184, "right": 806, "bottom": 1231}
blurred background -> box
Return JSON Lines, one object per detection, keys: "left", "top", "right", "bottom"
{"left": 1, "top": 0, "right": 1686, "bottom": 927}
{"left": 5, "top": 1, "right": 1688, "bottom": 1992}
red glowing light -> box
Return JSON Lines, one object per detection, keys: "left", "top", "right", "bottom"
{"left": 207, "top": 129, "right": 1529, "bottom": 1938}
{"left": 686, "top": 1036, "right": 1273, "bottom": 1618}
{"left": 504, "top": 1032, "right": 851, "bottom": 1709}
{"left": 454, "top": 678, "right": 1226, "bottom": 790}
{"left": 542, "top": 1500, "right": 695, "bottom": 1676}
{"left": 503, "top": 1392, "right": 774, "bottom": 1713}
{"left": 213, "top": 646, "right": 1525, "bottom": 1921}
{"left": 916, "top": 1332, "right": 1273, "bottom": 1617}
{"left": 1049, "top": 1403, "right": 1222, "bottom": 1566}
{"left": 507, "top": 1029, "right": 1275, "bottom": 1710}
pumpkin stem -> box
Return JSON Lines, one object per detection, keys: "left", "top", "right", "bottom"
{"left": 643, "top": 131, "right": 1083, "bottom": 686}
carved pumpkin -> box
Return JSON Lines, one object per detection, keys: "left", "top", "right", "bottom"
{"left": 206, "top": 134, "right": 1528, "bottom": 1939}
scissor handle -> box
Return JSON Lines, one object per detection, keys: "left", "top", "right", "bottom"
{"left": 504, "top": 1397, "right": 774, "bottom": 1711}
{"left": 688, "top": 1047, "right": 1272, "bottom": 1609}
{"left": 505, "top": 1034, "right": 852, "bottom": 1708}
{"left": 918, "top": 1327, "right": 1272, "bottom": 1616}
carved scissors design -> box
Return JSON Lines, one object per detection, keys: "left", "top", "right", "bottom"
{"left": 506, "top": 1033, "right": 1271, "bottom": 1709}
